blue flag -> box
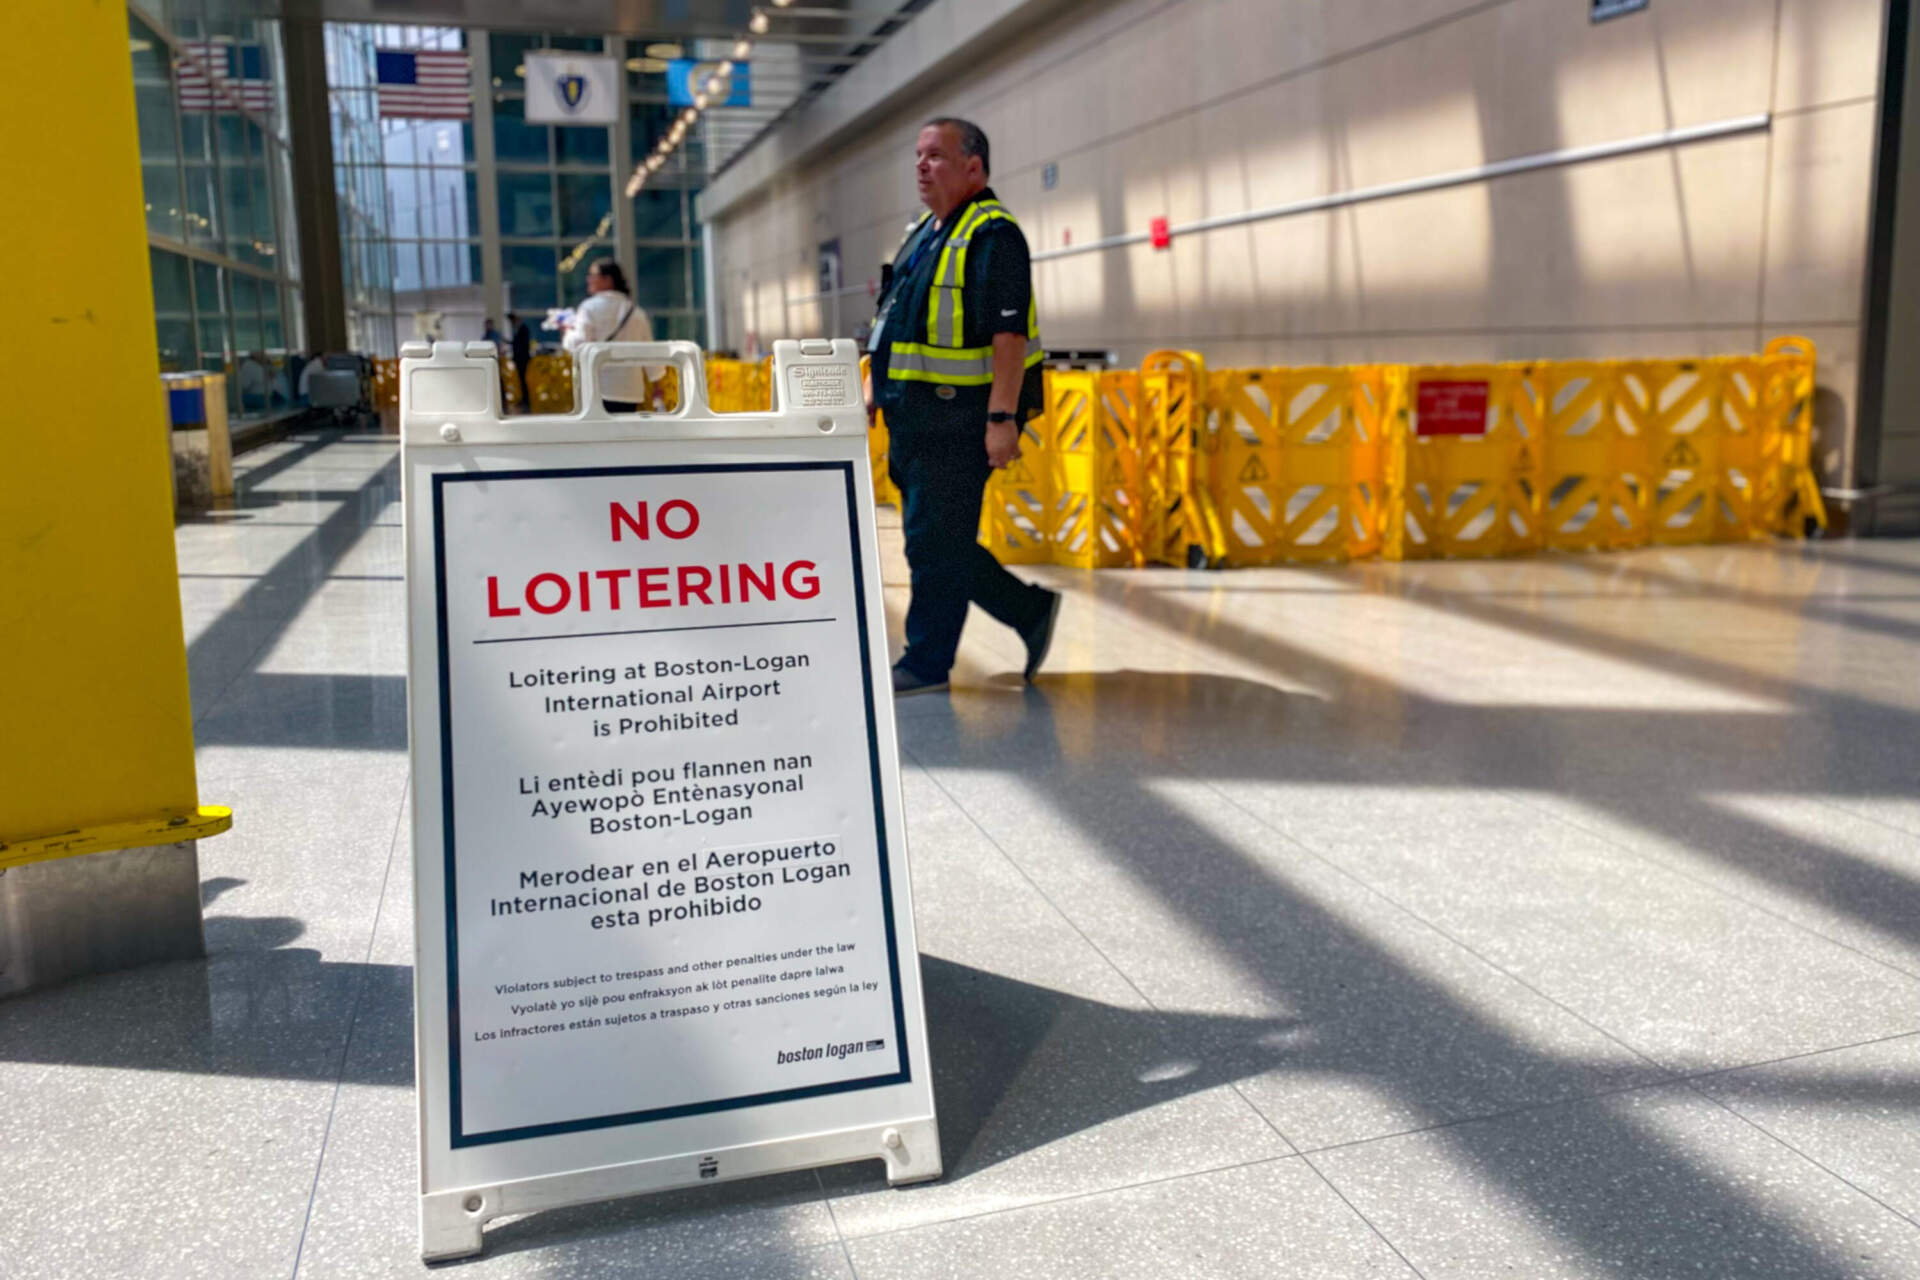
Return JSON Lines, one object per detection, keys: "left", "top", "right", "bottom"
{"left": 665, "top": 59, "right": 750, "bottom": 108}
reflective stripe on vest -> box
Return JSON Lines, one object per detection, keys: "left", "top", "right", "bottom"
{"left": 889, "top": 198, "right": 1042, "bottom": 385}
{"left": 927, "top": 201, "right": 1011, "bottom": 347}
{"left": 888, "top": 337, "right": 1045, "bottom": 385}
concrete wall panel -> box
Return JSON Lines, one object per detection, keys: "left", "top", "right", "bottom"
{"left": 1764, "top": 99, "right": 1878, "bottom": 326}
{"left": 1774, "top": 0, "right": 1887, "bottom": 113}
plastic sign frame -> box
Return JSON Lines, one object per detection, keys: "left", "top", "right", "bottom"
{"left": 401, "top": 338, "right": 940, "bottom": 1261}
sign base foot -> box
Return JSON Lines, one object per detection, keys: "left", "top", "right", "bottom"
{"left": 881, "top": 1117, "right": 944, "bottom": 1187}
{"left": 420, "top": 1189, "right": 490, "bottom": 1261}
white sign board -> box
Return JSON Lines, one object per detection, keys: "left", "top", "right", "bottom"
{"left": 402, "top": 339, "right": 940, "bottom": 1260}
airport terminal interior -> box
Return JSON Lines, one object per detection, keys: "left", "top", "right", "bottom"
{"left": 6, "top": 2, "right": 1920, "bottom": 1277}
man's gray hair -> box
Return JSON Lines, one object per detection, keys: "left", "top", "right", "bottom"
{"left": 925, "top": 117, "right": 990, "bottom": 177}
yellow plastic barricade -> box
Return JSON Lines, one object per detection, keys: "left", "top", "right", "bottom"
{"left": 525, "top": 352, "right": 575, "bottom": 415}
{"left": 705, "top": 338, "right": 1821, "bottom": 566}
{"left": 858, "top": 357, "right": 901, "bottom": 508}
{"left": 868, "top": 406, "right": 900, "bottom": 507}
{"left": 978, "top": 388, "right": 1061, "bottom": 566}
{"left": 1050, "top": 369, "right": 1161, "bottom": 568}
{"left": 706, "top": 358, "right": 770, "bottom": 412}
{"left": 704, "top": 359, "right": 732, "bottom": 410}
{"left": 718, "top": 357, "right": 773, "bottom": 412}
{"left": 1203, "top": 365, "right": 1388, "bottom": 565}
{"left": 372, "top": 357, "right": 399, "bottom": 411}
{"left": 1615, "top": 358, "right": 1766, "bottom": 546}
{"left": 1141, "top": 350, "right": 1219, "bottom": 567}
{"left": 652, "top": 365, "right": 681, "bottom": 411}
{"left": 1537, "top": 362, "right": 1653, "bottom": 551}
{"left": 980, "top": 367, "right": 1191, "bottom": 568}
{"left": 1759, "top": 336, "right": 1828, "bottom": 536}
{"left": 1387, "top": 364, "right": 1544, "bottom": 560}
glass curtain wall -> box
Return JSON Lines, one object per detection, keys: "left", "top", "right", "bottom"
{"left": 330, "top": 24, "right": 476, "bottom": 350}
{"left": 324, "top": 23, "right": 399, "bottom": 357}
{"left": 626, "top": 40, "right": 705, "bottom": 342}
{"left": 130, "top": 2, "right": 305, "bottom": 422}
{"left": 322, "top": 24, "right": 707, "bottom": 352}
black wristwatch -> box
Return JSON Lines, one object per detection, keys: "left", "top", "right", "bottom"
{"left": 986, "top": 411, "right": 1015, "bottom": 424}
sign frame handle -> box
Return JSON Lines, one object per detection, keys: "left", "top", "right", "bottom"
{"left": 575, "top": 340, "right": 716, "bottom": 419}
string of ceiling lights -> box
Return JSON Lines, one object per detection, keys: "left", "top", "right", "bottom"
{"left": 559, "top": 0, "right": 793, "bottom": 277}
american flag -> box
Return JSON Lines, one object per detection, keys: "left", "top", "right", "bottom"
{"left": 376, "top": 50, "right": 472, "bottom": 119}
{"left": 175, "top": 42, "right": 273, "bottom": 113}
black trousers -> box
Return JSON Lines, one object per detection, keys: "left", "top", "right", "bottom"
{"left": 888, "top": 428, "right": 1050, "bottom": 680}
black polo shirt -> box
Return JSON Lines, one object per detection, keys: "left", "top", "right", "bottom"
{"left": 871, "top": 188, "right": 1041, "bottom": 435}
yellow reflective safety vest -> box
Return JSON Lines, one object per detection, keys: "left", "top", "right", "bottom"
{"left": 883, "top": 195, "right": 1043, "bottom": 392}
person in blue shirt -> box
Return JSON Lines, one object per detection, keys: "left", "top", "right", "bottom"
{"left": 865, "top": 118, "right": 1061, "bottom": 695}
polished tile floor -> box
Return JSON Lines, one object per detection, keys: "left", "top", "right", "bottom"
{"left": 5, "top": 428, "right": 1919, "bottom": 1278}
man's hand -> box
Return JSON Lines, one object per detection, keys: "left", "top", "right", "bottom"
{"left": 985, "top": 332, "right": 1027, "bottom": 466}
{"left": 863, "top": 369, "right": 877, "bottom": 428}
{"left": 986, "top": 419, "right": 1021, "bottom": 469}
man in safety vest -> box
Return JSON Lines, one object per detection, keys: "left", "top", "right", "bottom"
{"left": 865, "top": 117, "right": 1062, "bottom": 696}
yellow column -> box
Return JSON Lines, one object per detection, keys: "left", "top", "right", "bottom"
{"left": 0, "top": 6, "right": 228, "bottom": 870}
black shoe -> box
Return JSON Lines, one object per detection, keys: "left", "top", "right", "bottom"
{"left": 1021, "top": 590, "right": 1062, "bottom": 682}
{"left": 892, "top": 664, "right": 949, "bottom": 696}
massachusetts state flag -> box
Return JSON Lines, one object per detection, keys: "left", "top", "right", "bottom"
{"left": 175, "top": 42, "right": 272, "bottom": 113}
{"left": 376, "top": 49, "right": 472, "bottom": 119}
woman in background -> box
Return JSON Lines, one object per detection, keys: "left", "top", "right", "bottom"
{"left": 561, "top": 258, "right": 658, "bottom": 412}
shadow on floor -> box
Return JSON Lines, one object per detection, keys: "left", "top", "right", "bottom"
{"left": 470, "top": 955, "right": 1308, "bottom": 1259}
{"left": 185, "top": 448, "right": 400, "bottom": 729}
{"left": 0, "top": 911, "right": 412, "bottom": 1087}
{"left": 0, "top": 928, "right": 1304, "bottom": 1179}
{"left": 193, "top": 673, "right": 408, "bottom": 751}
{"left": 897, "top": 670, "right": 1912, "bottom": 1280}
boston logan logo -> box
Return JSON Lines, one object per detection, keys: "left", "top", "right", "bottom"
{"left": 777, "top": 1038, "right": 885, "bottom": 1065}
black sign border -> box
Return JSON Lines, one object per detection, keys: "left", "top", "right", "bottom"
{"left": 431, "top": 459, "right": 911, "bottom": 1149}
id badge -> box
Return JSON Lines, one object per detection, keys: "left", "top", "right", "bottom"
{"left": 867, "top": 297, "right": 893, "bottom": 352}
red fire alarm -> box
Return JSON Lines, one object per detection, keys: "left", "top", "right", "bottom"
{"left": 1149, "top": 216, "right": 1171, "bottom": 250}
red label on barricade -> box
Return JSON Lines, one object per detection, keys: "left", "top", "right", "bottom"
{"left": 1416, "top": 380, "right": 1489, "bottom": 436}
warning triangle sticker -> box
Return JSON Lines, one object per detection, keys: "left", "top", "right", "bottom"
{"left": 1240, "top": 455, "right": 1270, "bottom": 483}
{"left": 1663, "top": 438, "right": 1701, "bottom": 470}
{"left": 1103, "top": 458, "right": 1126, "bottom": 486}
{"left": 1514, "top": 444, "right": 1533, "bottom": 472}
